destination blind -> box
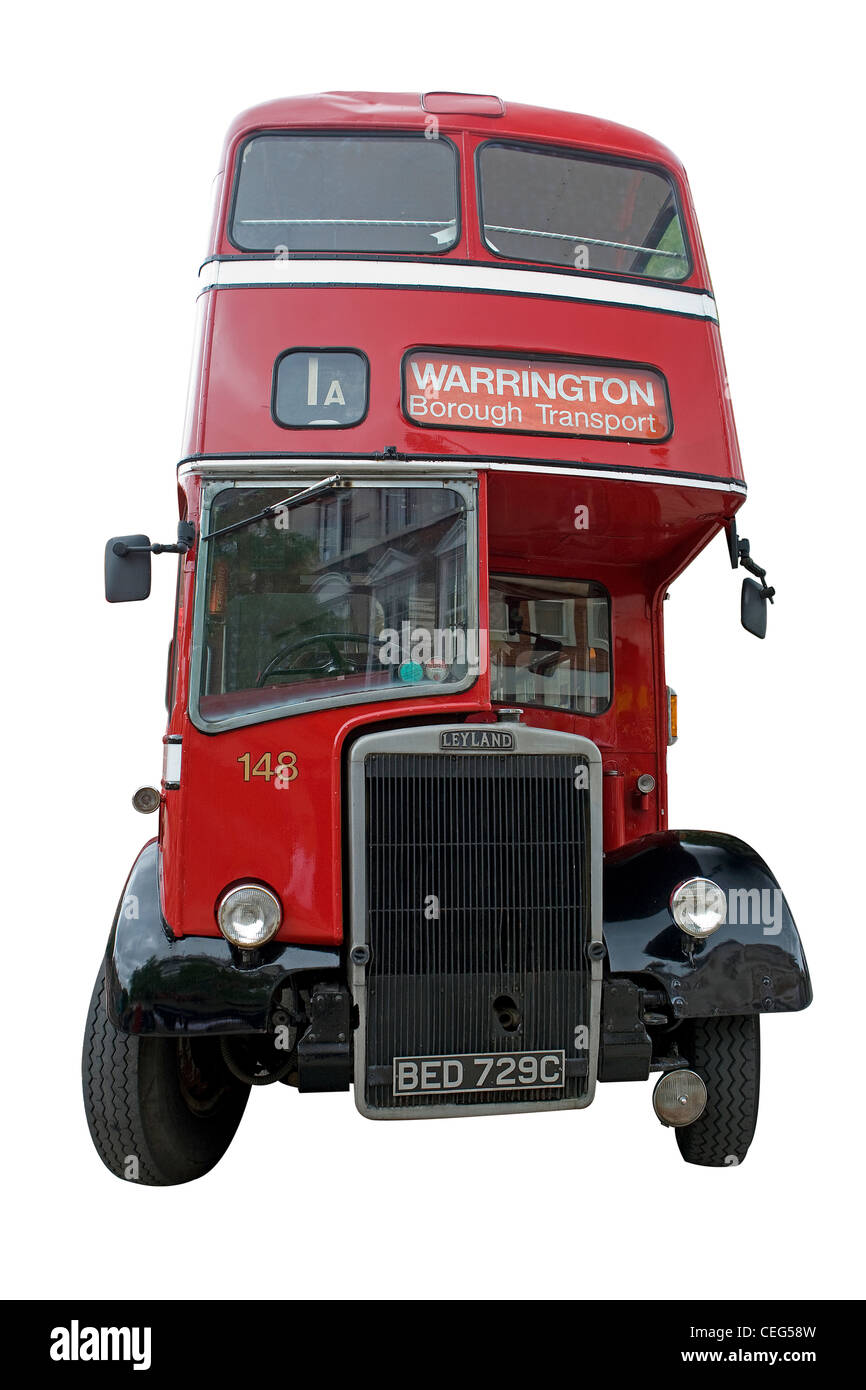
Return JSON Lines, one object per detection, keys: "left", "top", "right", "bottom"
{"left": 403, "top": 350, "right": 671, "bottom": 441}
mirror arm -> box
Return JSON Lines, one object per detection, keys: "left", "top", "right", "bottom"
{"left": 112, "top": 522, "right": 195, "bottom": 559}
{"left": 736, "top": 538, "right": 775, "bottom": 603}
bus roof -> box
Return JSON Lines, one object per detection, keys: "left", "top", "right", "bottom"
{"left": 218, "top": 92, "right": 687, "bottom": 180}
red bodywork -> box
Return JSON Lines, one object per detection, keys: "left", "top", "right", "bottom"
{"left": 160, "top": 92, "right": 745, "bottom": 947}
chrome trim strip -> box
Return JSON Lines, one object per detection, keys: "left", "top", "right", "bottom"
{"left": 488, "top": 461, "right": 747, "bottom": 493}
{"left": 177, "top": 456, "right": 745, "bottom": 493}
{"left": 179, "top": 458, "right": 479, "bottom": 481}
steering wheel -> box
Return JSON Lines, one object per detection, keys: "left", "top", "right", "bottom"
{"left": 256, "top": 632, "right": 378, "bottom": 687}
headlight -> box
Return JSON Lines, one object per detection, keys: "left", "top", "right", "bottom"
{"left": 670, "top": 877, "right": 726, "bottom": 938}
{"left": 217, "top": 883, "right": 282, "bottom": 947}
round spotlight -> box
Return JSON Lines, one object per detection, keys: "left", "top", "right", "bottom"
{"left": 670, "top": 877, "right": 726, "bottom": 938}
{"left": 132, "top": 786, "right": 161, "bottom": 814}
{"left": 653, "top": 1068, "right": 707, "bottom": 1127}
{"left": 637, "top": 773, "right": 656, "bottom": 794}
{"left": 217, "top": 883, "right": 282, "bottom": 948}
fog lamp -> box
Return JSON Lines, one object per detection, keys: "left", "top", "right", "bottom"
{"left": 670, "top": 877, "right": 726, "bottom": 938}
{"left": 653, "top": 1068, "right": 707, "bottom": 1127}
{"left": 217, "top": 883, "right": 282, "bottom": 948}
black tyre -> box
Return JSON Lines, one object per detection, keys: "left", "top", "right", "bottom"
{"left": 82, "top": 966, "right": 251, "bottom": 1186}
{"left": 675, "top": 1014, "right": 760, "bottom": 1167}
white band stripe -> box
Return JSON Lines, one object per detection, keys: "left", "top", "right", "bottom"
{"left": 198, "top": 258, "right": 718, "bottom": 321}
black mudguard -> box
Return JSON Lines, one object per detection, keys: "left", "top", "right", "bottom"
{"left": 602, "top": 830, "right": 812, "bottom": 1019}
{"left": 103, "top": 840, "right": 341, "bottom": 1036}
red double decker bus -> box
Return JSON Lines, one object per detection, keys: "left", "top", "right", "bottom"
{"left": 84, "top": 91, "right": 811, "bottom": 1184}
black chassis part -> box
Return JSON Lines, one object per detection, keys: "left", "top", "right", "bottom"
{"left": 598, "top": 978, "right": 654, "bottom": 1083}
{"left": 296, "top": 984, "right": 353, "bottom": 1092}
{"left": 104, "top": 840, "right": 341, "bottom": 1037}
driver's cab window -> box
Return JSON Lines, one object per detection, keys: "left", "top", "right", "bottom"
{"left": 489, "top": 574, "right": 611, "bottom": 714}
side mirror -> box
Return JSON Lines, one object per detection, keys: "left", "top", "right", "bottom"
{"left": 741, "top": 577, "right": 768, "bottom": 639}
{"left": 105, "top": 535, "right": 152, "bottom": 603}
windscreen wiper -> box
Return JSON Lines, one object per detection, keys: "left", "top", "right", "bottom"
{"left": 201, "top": 474, "right": 345, "bottom": 543}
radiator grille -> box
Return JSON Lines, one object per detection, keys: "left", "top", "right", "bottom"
{"left": 361, "top": 751, "right": 592, "bottom": 1112}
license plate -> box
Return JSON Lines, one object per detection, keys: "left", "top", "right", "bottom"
{"left": 393, "top": 1050, "right": 566, "bottom": 1095}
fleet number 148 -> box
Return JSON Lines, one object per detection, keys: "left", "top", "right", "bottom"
{"left": 237, "top": 752, "right": 298, "bottom": 785}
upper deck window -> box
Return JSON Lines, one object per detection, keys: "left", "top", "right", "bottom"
{"left": 478, "top": 143, "right": 690, "bottom": 281}
{"left": 229, "top": 134, "right": 459, "bottom": 254}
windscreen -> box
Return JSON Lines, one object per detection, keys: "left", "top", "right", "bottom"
{"left": 478, "top": 143, "right": 689, "bottom": 280}
{"left": 230, "top": 134, "right": 459, "bottom": 253}
{"left": 196, "top": 483, "right": 474, "bottom": 723}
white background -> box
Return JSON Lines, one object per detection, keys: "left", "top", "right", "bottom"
{"left": 2, "top": 0, "right": 862, "bottom": 1302}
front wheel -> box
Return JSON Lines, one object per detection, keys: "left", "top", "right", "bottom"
{"left": 675, "top": 1014, "right": 760, "bottom": 1167}
{"left": 82, "top": 966, "right": 251, "bottom": 1185}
